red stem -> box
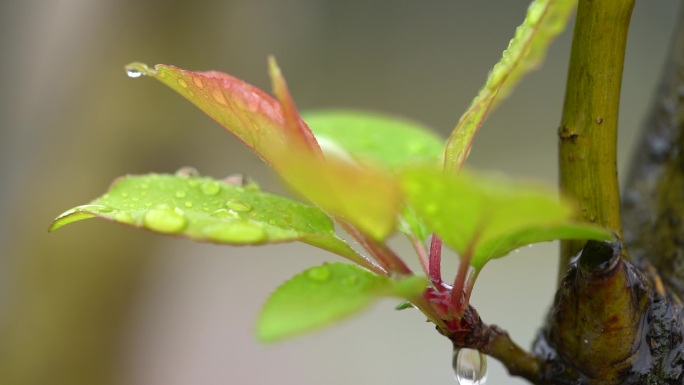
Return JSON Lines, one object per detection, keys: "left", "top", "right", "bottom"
{"left": 410, "top": 234, "right": 430, "bottom": 278}
{"left": 340, "top": 221, "right": 411, "bottom": 275}
{"left": 451, "top": 236, "right": 478, "bottom": 312}
{"left": 429, "top": 234, "right": 443, "bottom": 288}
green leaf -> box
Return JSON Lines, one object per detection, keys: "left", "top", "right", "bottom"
{"left": 303, "top": 110, "right": 444, "bottom": 170}
{"left": 278, "top": 152, "right": 402, "bottom": 240}
{"left": 125, "top": 61, "right": 402, "bottom": 240}
{"left": 49, "top": 172, "right": 366, "bottom": 264}
{"left": 303, "top": 109, "right": 442, "bottom": 241}
{"left": 257, "top": 263, "right": 427, "bottom": 342}
{"left": 402, "top": 168, "right": 613, "bottom": 269}
{"left": 444, "top": 0, "right": 577, "bottom": 171}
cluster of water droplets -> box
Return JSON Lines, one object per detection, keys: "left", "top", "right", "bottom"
{"left": 453, "top": 348, "right": 488, "bottom": 385}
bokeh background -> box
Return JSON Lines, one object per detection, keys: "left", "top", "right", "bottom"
{"left": 1, "top": 1, "right": 679, "bottom": 384}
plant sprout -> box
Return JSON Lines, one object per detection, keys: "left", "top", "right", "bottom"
{"left": 50, "top": 0, "right": 613, "bottom": 383}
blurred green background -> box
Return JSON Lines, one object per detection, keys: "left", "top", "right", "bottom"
{"left": 0, "top": 1, "right": 678, "bottom": 384}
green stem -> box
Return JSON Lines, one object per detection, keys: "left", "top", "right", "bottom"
{"left": 558, "top": 0, "right": 634, "bottom": 279}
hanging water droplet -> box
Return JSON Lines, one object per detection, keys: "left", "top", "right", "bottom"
{"left": 200, "top": 180, "right": 221, "bottom": 196}
{"left": 226, "top": 199, "right": 252, "bottom": 212}
{"left": 143, "top": 205, "right": 187, "bottom": 234}
{"left": 453, "top": 348, "right": 488, "bottom": 385}
{"left": 124, "top": 62, "right": 156, "bottom": 78}
{"left": 307, "top": 265, "right": 331, "bottom": 282}
{"left": 126, "top": 68, "right": 144, "bottom": 78}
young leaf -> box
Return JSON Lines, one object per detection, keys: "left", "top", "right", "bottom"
{"left": 257, "top": 263, "right": 427, "bottom": 342}
{"left": 125, "top": 61, "right": 402, "bottom": 240}
{"left": 124, "top": 62, "right": 312, "bottom": 168}
{"left": 444, "top": 0, "right": 577, "bottom": 171}
{"left": 402, "top": 168, "right": 613, "bottom": 269}
{"left": 278, "top": 151, "right": 402, "bottom": 241}
{"left": 302, "top": 110, "right": 444, "bottom": 170}
{"left": 49, "top": 173, "right": 366, "bottom": 264}
{"left": 303, "top": 109, "right": 442, "bottom": 241}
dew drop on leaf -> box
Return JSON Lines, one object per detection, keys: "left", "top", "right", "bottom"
{"left": 453, "top": 348, "right": 488, "bottom": 385}
{"left": 175, "top": 190, "right": 187, "bottom": 199}
{"left": 114, "top": 211, "right": 135, "bottom": 224}
{"left": 86, "top": 204, "right": 114, "bottom": 213}
{"left": 203, "top": 221, "right": 266, "bottom": 243}
{"left": 184, "top": 201, "right": 193, "bottom": 208}
{"left": 226, "top": 199, "right": 252, "bottom": 212}
{"left": 210, "top": 208, "right": 240, "bottom": 219}
{"left": 200, "top": 181, "right": 221, "bottom": 196}
{"left": 175, "top": 167, "right": 200, "bottom": 178}
{"left": 177, "top": 79, "right": 188, "bottom": 88}
{"left": 143, "top": 205, "right": 188, "bottom": 233}
{"left": 306, "top": 265, "right": 331, "bottom": 282}
{"left": 341, "top": 275, "right": 358, "bottom": 287}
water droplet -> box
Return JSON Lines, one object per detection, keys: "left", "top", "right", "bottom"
{"left": 341, "top": 275, "right": 358, "bottom": 287}
{"left": 74, "top": 204, "right": 113, "bottom": 213}
{"left": 175, "top": 190, "right": 187, "bottom": 199}
{"left": 212, "top": 89, "right": 227, "bottom": 105}
{"left": 453, "top": 348, "right": 488, "bottom": 385}
{"left": 126, "top": 69, "right": 144, "bottom": 78}
{"left": 204, "top": 221, "right": 266, "bottom": 243}
{"left": 193, "top": 76, "right": 204, "bottom": 89}
{"left": 114, "top": 211, "right": 135, "bottom": 224}
{"left": 210, "top": 208, "right": 240, "bottom": 219}
{"left": 184, "top": 201, "right": 193, "bottom": 208}
{"left": 178, "top": 79, "right": 188, "bottom": 88}
{"left": 223, "top": 173, "right": 248, "bottom": 186}
{"left": 125, "top": 63, "right": 156, "bottom": 78}
{"left": 200, "top": 181, "right": 221, "bottom": 196}
{"left": 143, "top": 205, "right": 187, "bottom": 234}
{"left": 175, "top": 167, "right": 200, "bottom": 178}
{"left": 525, "top": 0, "right": 544, "bottom": 24}
{"left": 307, "top": 265, "right": 331, "bottom": 282}
{"left": 226, "top": 199, "right": 252, "bottom": 212}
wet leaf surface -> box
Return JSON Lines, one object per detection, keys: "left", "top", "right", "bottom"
{"left": 402, "top": 168, "right": 613, "bottom": 269}
{"left": 50, "top": 173, "right": 364, "bottom": 262}
{"left": 257, "top": 262, "right": 427, "bottom": 342}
